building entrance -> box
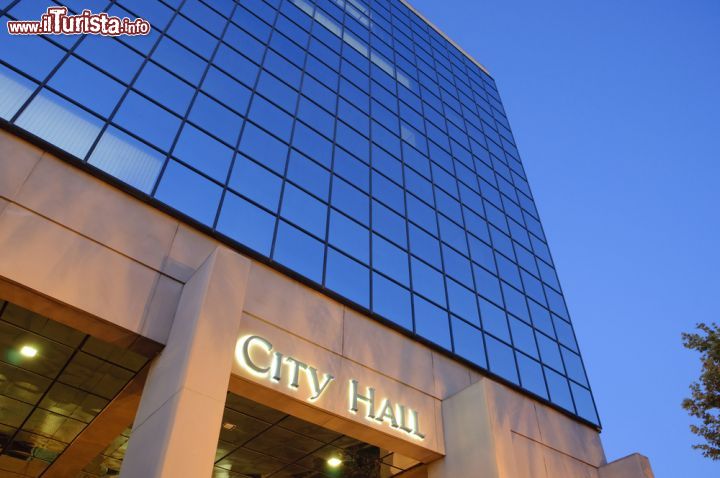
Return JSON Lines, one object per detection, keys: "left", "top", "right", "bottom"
{"left": 212, "top": 392, "right": 422, "bottom": 477}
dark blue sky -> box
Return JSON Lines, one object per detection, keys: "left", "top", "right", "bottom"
{"left": 410, "top": 0, "right": 720, "bottom": 475}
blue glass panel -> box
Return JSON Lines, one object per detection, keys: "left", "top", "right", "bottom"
{"left": 88, "top": 127, "right": 163, "bottom": 193}
{"left": 202, "top": 67, "right": 252, "bottom": 115}
{"left": 0, "top": 35, "right": 65, "bottom": 81}
{"left": 545, "top": 367, "right": 574, "bottom": 412}
{"left": 446, "top": 279, "right": 479, "bottom": 325}
{"left": 479, "top": 297, "right": 510, "bottom": 343}
{"left": 414, "top": 295, "right": 451, "bottom": 350}
{"left": 486, "top": 335, "right": 518, "bottom": 384}
{"left": 75, "top": 36, "right": 144, "bottom": 83}
{"left": 229, "top": 155, "right": 282, "bottom": 211}
{"left": 517, "top": 354, "right": 548, "bottom": 399}
{"left": 173, "top": 124, "right": 233, "bottom": 182}
{"left": 410, "top": 258, "right": 446, "bottom": 307}
{"left": 561, "top": 347, "right": 588, "bottom": 386}
{"left": 273, "top": 221, "right": 324, "bottom": 283}
{"left": 325, "top": 249, "right": 369, "bottom": 307}
{"left": 113, "top": 92, "right": 181, "bottom": 150}
{"left": 537, "top": 332, "right": 564, "bottom": 372}
{"left": 154, "top": 160, "right": 223, "bottom": 226}
{"left": 16, "top": 90, "right": 103, "bottom": 158}
{"left": 134, "top": 62, "right": 194, "bottom": 115}
{"left": 238, "top": 123, "right": 288, "bottom": 174}
{"left": 151, "top": 37, "right": 206, "bottom": 85}
{"left": 293, "top": 122, "right": 333, "bottom": 167}
{"left": 331, "top": 177, "right": 369, "bottom": 225}
{"left": 329, "top": 211, "right": 369, "bottom": 264}
{"left": 372, "top": 273, "right": 412, "bottom": 330}
{"left": 248, "top": 95, "right": 294, "bottom": 141}
{"left": 189, "top": 93, "right": 243, "bottom": 145}
{"left": 287, "top": 151, "right": 330, "bottom": 200}
{"left": 473, "top": 265, "right": 502, "bottom": 306}
{"left": 509, "top": 317, "right": 538, "bottom": 359}
{"left": 451, "top": 317, "right": 486, "bottom": 367}
{"left": 570, "top": 383, "right": 598, "bottom": 424}
{"left": 280, "top": 184, "right": 327, "bottom": 238}
{"left": 0, "top": 65, "right": 36, "bottom": 120}
{"left": 217, "top": 192, "right": 276, "bottom": 256}
{"left": 48, "top": 57, "right": 125, "bottom": 117}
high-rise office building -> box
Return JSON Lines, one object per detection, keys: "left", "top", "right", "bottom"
{"left": 0, "top": 0, "right": 651, "bottom": 477}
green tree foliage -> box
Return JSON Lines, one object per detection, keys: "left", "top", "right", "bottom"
{"left": 682, "top": 322, "right": 720, "bottom": 460}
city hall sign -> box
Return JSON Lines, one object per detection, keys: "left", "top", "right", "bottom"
{"left": 235, "top": 335, "right": 425, "bottom": 440}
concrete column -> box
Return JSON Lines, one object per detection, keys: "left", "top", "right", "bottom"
{"left": 427, "top": 378, "right": 501, "bottom": 478}
{"left": 120, "top": 247, "right": 251, "bottom": 478}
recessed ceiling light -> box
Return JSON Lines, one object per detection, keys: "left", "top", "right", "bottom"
{"left": 327, "top": 457, "right": 342, "bottom": 468}
{"left": 20, "top": 345, "right": 38, "bottom": 358}
{"left": 222, "top": 422, "right": 237, "bottom": 431}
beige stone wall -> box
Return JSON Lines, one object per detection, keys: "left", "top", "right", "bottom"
{"left": 0, "top": 129, "right": 651, "bottom": 477}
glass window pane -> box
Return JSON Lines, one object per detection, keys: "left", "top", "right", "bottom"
{"left": 154, "top": 160, "right": 222, "bottom": 226}
{"left": 479, "top": 298, "right": 510, "bottom": 343}
{"left": 331, "top": 177, "right": 369, "bottom": 225}
{"left": 287, "top": 151, "right": 330, "bottom": 200}
{"left": 151, "top": 36, "right": 206, "bottom": 84}
{"left": 545, "top": 367, "right": 574, "bottom": 412}
{"left": 48, "top": 57, "right": 125, "bottom": 117}
{"left": 537, "top": 333, "right": 564, "bottom": 372}
{"left": 173, "top": 124, "right": 233, "bottom": 182}
{"left": 0, "top": 65, "right": 36, "bottom": 120}
{"left": 113, "top": 92, "right": 181, "bottom": 151}
{"left": 229, "top": 155, "right": 282, "bottom": 211}
{"left": 414, "top": 295, "right": 451, "bottom": 350}
{"left": 75, "top": 36, "right": 144, "bottom": 83}
{"left": 517, "top": 354, "right": 548, "bottom": 399}
{"left": 446, "top": 279, "right": 479, "bottom": 325}
{"left": 16, "top": 90, "right": 103, "bottom": 159}
{"left": 561, "top": 347, "right": 588, "bottom": 386}
{"left": 202, "top": 67, "right": 252, "bottom": 115}
{"left": 509, "top": 317, "right": 538, "bottom": 359}
{"left": 292, "top": 122, "right": 333, "bottom": 167}
{"left": 238, "top": 123, "right": 288, "bottom": 174}
{"left": 217, "top": 192, "right": 276, "bottom": 256}
{"left": 372, "top": 201, "right": 406, "bottom": 247}
{"left": 273, "top": 221, "right": 324, "bottom": 283}
{"left": 189, "top": 93, "right": 243, "bottom": 146}
{"left": 329, "top": 211, "right": 369, "bottom": 264}
{"left": 372, "top": 234, "right": 409, "bottom": 286}
{"left": 248, "top": 95, "right": 294, "bottom": 141}
{"left": 134, "top": 62, "right": 194, "bottom": 115}
{"left": 570, "top": 383, "right": 598, "bottom": 425}
{"left": 325, "top": 249, "right": 369, "bottom": 307}
{"left": 88, "top": 127, "right": 164, "bottom": 193}
{"left": 486, "top": 335, "right": 518, "bottom": 384}
{"left": 473, "top": 265, "right": 502, "bottom": 306}
{"left": 410, "top": 258, "right": 446, "bottom": 307}
{"left": 408, "top": 225, "right": 440, "bottom": 269}
{"left": 0, "top": 35, "right": 65, "bottom": 81}
{"left": 451, "top": 317, "right": 485, "bottom": 367}
{"left": 372, "top": 273, "right": 412, "bottom": 330}
{"left": 280, "top": 184, "right": 327, "bottom": 238}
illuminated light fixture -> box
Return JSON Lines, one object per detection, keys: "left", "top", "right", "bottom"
{"left": 327, "top": 457, "right": 342, "bottom": 468}
{"left": 222, "top": 422, "right": 237, "bottom": 431}
{"left": 20, "top": 345, "right": 38, "bottom": 358}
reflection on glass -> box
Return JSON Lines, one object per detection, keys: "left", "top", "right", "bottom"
{"left": 0, "top": 65, "right": 36, "bottom": 120}
{"left": 88, "top": 127, "right": 164, "bottom": 193}
{"left": 15, "top": 90, "right": 103, "bottom": 158}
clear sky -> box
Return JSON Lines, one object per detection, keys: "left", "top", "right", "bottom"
{"left": 409, "top": 0, "right": 720, "bottom": 475}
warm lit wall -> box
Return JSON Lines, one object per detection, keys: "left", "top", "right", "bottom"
{"left": 0, "top": 129, "right": 651, "bottom": 477}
